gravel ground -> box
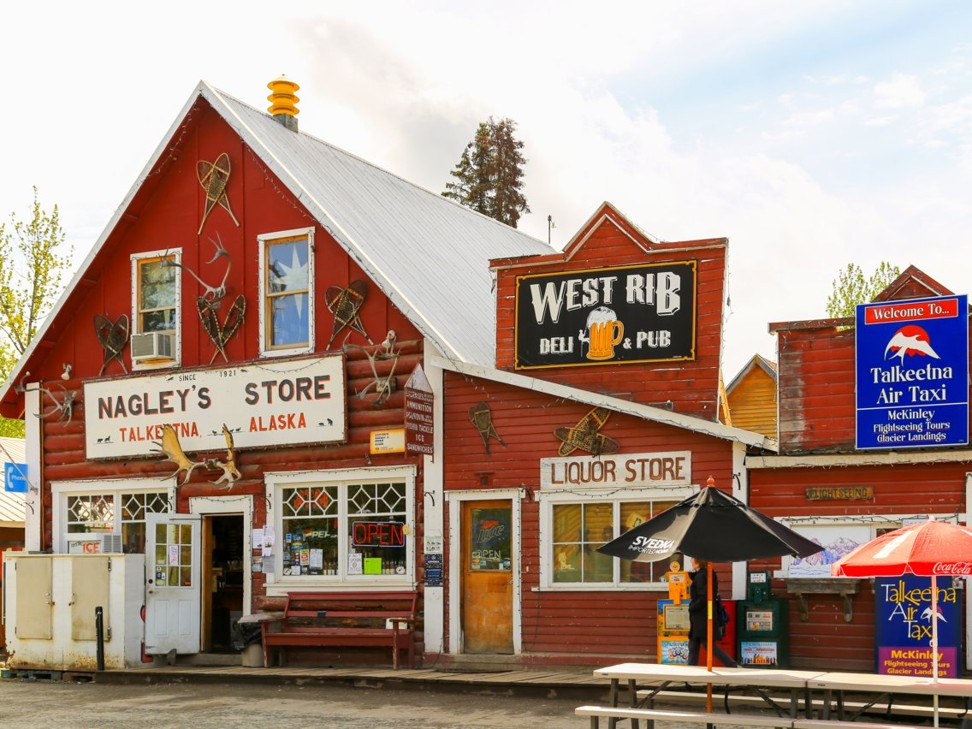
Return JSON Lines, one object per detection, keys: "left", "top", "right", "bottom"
{"left": 0, "top": 677, "right": 780, "bottom": 729}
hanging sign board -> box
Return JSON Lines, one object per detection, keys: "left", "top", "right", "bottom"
{"left": 404, "top": 364, "right": 434, "bottom": 457}
{"left": 84, "top": 355, "right": 346, "bottom": 459}
{"left": 514, "top": 261, "right": 697, "bottom": 369}
{"left": 855, "top": 295, "right": 968, "bottom": 449}
{"left": 4, "top": 462, "right": 28, "bottom": 493}
{"left": 875, "top": 575, "right": 960, "bottom": 677}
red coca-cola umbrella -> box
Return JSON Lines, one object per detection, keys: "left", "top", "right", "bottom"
{"left": 831, "top": 517, "right": 972, "bottom": 727}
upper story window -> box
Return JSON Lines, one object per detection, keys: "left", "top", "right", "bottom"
{"left": 259, "top": 228, "right": 314, "bottom": 356}
{"left": 130, "top": 250, "right": 181, "bottom": 369}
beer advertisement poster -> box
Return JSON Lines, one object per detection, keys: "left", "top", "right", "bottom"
{"left": 855, "top": 294, "right": 968, "bottom": 450}
{"left": 513, "top": 261, "right": 697, "bottom": 369}
{"left": 874, "top": 575, "right": 960, "bottom": 677}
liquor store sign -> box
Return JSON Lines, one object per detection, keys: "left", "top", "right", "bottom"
{"left": 514, "top": 261, "right": 697, "bottom": 369}
{"left": 540, "top": 451, "right": 692, "bottom": 489}
{"left": 84, "top": 356, "right": 346, "bottom": 459}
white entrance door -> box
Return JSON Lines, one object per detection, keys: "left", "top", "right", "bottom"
{"left": 144, "top": 512, "right": 201, "bottom": 655}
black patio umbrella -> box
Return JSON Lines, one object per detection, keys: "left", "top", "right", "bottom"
{"left": 597, "top": 480, "right": 822, "bottom": 709}
{"left": 598, "top": 482, "right": 822, "bottom": 564}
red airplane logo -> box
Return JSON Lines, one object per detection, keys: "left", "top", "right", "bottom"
{"left": 884, "top": 325, "right": 940, "bottom": 363}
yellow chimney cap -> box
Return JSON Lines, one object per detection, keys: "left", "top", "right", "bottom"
{"left": 267, "top": 75, "right": 300, "bottom": 117}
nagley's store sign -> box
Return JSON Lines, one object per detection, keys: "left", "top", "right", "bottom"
{"left": 514, "top": 261, "right": 697, "bottom": 369}
{"left": 84, "top": 355, "right": 347, "bottom": 459}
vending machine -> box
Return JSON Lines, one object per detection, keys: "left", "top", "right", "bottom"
{"left": 656, "top": 561, "right": 690, "bottom": 664}
{"left": 736, "top": 570, "right": 789, "bottom": 668}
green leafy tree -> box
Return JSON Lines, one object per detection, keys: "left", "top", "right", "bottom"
{"left": 443, "top": 117, "right": 530, "bottom": 228}
{"left": 826, "top": 262, "right": 901, "bottom": 318}
{"left": 0, "top": 188, "right": 72, "bottom": 436}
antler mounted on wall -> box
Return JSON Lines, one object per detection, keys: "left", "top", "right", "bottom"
{"left": 37, "top": 384, "right": 79, "bottom": 423}
{"left": 205, "top": 424, "right": 241, "bottom": 489}
{"left": 152, "top": 424, "right": 203, "bottom": 485}
{"left": 343, "top": 330, "right": 399, "bottom": 407}
{"left": 167, "top": 234, "right": 247, "bottom": 363}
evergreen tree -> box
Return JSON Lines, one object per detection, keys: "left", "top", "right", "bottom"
{"left": 443, "top": 117, "right": 530, "bottom": 228}
{"left": 826, "top": 262, "right": 900, "bottom": 318}
{"left": 0, "top": 188, "right": 72, "bottom": 436}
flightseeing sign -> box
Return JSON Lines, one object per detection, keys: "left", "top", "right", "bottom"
{"left": 855, "top": 294, "right": 968, "bottom": 450}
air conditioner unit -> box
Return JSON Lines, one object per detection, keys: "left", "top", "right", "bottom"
{"left": 131, "top": 331, "right": 174, "bottom": 360}
{"left": 66, "top": 533, "right": 124, "bottom": 554}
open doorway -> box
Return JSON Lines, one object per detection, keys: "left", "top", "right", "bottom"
{"left": 203, "top": 514, "right": 245, "bottom": 653}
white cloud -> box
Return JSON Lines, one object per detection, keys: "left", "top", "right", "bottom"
{"left": 873, "top": 73, "right": 926, "bottom": 109}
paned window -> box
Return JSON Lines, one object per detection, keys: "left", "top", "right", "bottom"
{"left": 65, "top": 489, "right": 169, "bottom": 554}
{"left": 259, "top": 228, "right": 314, "bottom": 354}
{"left": 131, "top": 250, "right": 180, "bottom": 367}
{"left": 544, "top": 496, "right": 679, "bottom": 588}
{"left": 268, "top": 468, "right": 413, "bottom": 585}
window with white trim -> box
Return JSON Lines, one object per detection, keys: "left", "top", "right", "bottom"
{"left": 541, "top": 489, "right": 686, "bottom": 589}
{"left": 259, "top": 228, "right": 314, "bottom": 356}
{"left": 56, "top": 482, "right": 172, "bottom": 554}
{"left": 131, "top": 249, "right": 181, "bottom": 368}
{"left": 267, "top": 467, "right": 414, "bottom": 586}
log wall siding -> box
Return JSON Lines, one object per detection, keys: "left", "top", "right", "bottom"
{"left": 493, "top": 209, "right": 728, "bottom": 422}
{"left": 444, "top": 370, "right": 736, "bottom": 657}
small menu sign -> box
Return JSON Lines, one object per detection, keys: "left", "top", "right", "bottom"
{"left": 405, "top": 364, "right": 434, "bottom": 457}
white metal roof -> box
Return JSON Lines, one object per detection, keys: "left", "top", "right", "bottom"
{"left": 0, "top": 437, "right": 27, "bottom": 524}
{"left": 0, "top": 81, "right": 552, "bottom": 402}
{"left": 206, "top": 83, "right": 552, "bottom": 366}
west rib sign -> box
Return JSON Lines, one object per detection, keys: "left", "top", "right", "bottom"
{"left": 855, "top": 295, "right": 968, "bottom": 450}
{"left": 514, "top": 261, "right": 697, "bottom": 369}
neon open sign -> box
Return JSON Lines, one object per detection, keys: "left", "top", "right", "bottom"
{"left": 352, "top": 521, "right": 406, "bottom": 548}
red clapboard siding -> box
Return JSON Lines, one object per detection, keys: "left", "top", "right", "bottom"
{"left": 445, "top": 370, "right": 738, "bottom": 659}
{"left": 493, "top": 205, "right": 727, "bottom": 421}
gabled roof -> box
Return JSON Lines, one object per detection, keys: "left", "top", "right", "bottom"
{"left": 0, "top": 437, "right": 26, "bottom": 525}
{"left": 1, "top": 81, "right": 553, "bottom": 406}
{"left": 726, "top": 354, "right": 778, "bottom": 395}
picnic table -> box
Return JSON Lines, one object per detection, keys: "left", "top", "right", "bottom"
{"left": 590, "top": 662, "right": 971, "bottom": 728}
{"left": 807, "top": 671, "right": 972, "bottom": 722}
{"left": 593, "top": 662, "right": 827, "bottom": 727}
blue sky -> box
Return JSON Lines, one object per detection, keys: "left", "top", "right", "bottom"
{"left": 2, "top": 2, "right": 972, "bottom": 376}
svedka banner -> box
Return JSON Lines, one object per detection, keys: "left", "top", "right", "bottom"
{"left": 514, "top": 261, "right": 697, "bottom": 369}
{"left": 855, "top": 294, "right": 968, "bottom": 449}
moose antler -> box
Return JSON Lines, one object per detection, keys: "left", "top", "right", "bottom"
{"left": 166, "top": 234, "right": 231, "bottom": 302}
{"left": 205, "top": 424, "right": 241, "bottom": 489}
{"left": 37, "top": 384, "right": 79, "bottom": 423}
{"left": 152, "top": 424, "right": 203, "bottom": 485}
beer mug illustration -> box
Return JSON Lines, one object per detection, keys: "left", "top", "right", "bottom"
{"left": 584, "top": 306, "right": 624, "bottom": 360}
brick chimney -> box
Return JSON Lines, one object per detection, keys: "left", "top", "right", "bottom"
{"left": 267, "top": 75, "right": 299, "bottom": 132}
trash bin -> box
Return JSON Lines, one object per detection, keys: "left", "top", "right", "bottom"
{"left": 233, "top": 615, "right": 265, "bottom": 667}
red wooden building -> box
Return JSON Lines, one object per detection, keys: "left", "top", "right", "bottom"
{"left": 748, "top": 266, "right": 972, "bottom": 673}
{"left": 0, "top": 78, "right": 553, "bottom": 666}
{"left": 435, "top": 203, "right": 772, "bottom": 665}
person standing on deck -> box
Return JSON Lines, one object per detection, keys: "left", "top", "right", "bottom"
{"left": 687, "top": 557, "right": 738, "bottom": 667}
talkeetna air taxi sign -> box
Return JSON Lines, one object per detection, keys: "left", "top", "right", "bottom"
{"left": 856, "top": 295, "right": 968, "bottom": 449}
{"left": 514, "top": 261, "right": 697, "bottom": 369}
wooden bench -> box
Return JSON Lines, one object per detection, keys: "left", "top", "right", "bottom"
{"left": 261, "top": 590, "right": 418, "bottom": 669}
{"left": 793, "top": 721, "right": 925, "bottom": 729}
{"left": 575, "top": 705, "right": 794, "bottom": 728}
